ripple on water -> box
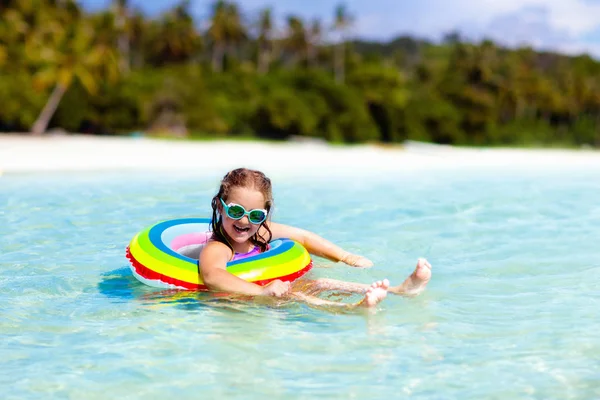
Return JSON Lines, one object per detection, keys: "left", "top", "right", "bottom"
{"left": 1, "top": 169, "right": 600, "bottom": 398}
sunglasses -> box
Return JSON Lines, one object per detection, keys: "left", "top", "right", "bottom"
{"left": 219, "top": 198, "right": 268, "bottom": 224}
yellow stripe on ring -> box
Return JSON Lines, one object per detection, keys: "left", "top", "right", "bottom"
{"left": 233, "top": 250, "right": 312, "bottom": 282}
{"left": 130, "top": 240, "right": 201, "bottom": 284}
{"left": 130, "top": 237, "right": 311, "bottom": 285}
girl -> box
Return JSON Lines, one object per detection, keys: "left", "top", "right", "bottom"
{"left": 199, "top": 168, "right": 432, "bottom": 309}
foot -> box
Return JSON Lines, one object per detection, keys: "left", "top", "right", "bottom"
{"left": 391, "top": 258, "right": 432, "bottom": 296}
{"left": 357, "top": 279, "right": 389, "bottom": 308}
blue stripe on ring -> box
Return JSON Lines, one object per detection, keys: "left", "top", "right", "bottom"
{"left": 148, "top": 218, "right": 208, "bottom": 264}
{"left": 147, "top": 217, "right": 296, "bottom": 267}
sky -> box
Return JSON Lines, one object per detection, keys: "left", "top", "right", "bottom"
{"left": 80, "top": 0, "right": 600, "bottom": 57}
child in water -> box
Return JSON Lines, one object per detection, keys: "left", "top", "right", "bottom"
{"left": 199, "top": 168, "right": 432, "bottom": 309}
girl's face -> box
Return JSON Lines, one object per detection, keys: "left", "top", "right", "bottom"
{"left": 219, "top": 186, "right": 267, "bottom": 245}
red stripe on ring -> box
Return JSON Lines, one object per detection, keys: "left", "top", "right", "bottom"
{"left": 126, "top": 246, "right": 313, "bottom": 291}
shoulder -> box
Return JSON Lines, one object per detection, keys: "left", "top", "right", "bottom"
{"left": 199, "top": 239, "right": 234, "bottom": 268}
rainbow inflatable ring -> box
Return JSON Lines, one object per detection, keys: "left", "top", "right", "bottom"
{"left": 126, "top": 218, "right": 313, "bottom": 290}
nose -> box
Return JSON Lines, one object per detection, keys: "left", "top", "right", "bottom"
{"left": 239, "top": 215, "right": 250, "bottom": 224}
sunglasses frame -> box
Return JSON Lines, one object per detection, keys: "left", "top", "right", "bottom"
{"left": 219, "top": 198, "right": 268, "bottom": 224}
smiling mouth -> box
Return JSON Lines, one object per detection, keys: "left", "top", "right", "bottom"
{"left": 233, "top": 224, "right": 250, "bottom": 234}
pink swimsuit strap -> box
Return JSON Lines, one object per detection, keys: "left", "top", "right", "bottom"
{"left": 232, "top": 246, "right": 260, "bottom": 261}
{"left": 231, "top": 245, "right": 268, "bottom": 261}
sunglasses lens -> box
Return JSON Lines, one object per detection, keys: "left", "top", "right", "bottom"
{"left": 249, "top": 210, "right": 267, "bottom": 224}
{"left": 227, "top": 204, "right": 245, "bottom": 219}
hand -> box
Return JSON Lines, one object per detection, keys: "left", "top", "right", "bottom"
{"left": 261, "top": 280, "right": 291, "bottom": 297}
{"left": 340, "top": 252, "right": 374, "bottom": 268}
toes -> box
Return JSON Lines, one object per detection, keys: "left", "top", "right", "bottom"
{"left": 362, "top": 285, "right": 388, "bottom": 308}
{"left": 374, "top": 288, "right": 387, "bottom": 302}
{"left": 372, "top": 280, "right": 387, "bottom": 289}
{"left": 364, "top": 291, "right": 374, "bottom": 306}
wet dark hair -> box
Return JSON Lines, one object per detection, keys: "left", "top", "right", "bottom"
{"left": 210, "top": 168, "right": 273, "bottom": 253}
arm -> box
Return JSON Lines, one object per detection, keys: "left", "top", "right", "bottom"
{"left": 266, "top": 222, "right": 373, "bottom": 267}
{"left": 199, "top": 241, "right": 290, "bottom": 296}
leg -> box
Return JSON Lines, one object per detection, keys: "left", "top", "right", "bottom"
{"left": 295, "top": 278, "right": 373, "bottom": 295}
{"left": 301, "top": 258, "right": 432, "bottom": 297}
{"left": 291, "top": 279, "right": 389, "bottom": 310}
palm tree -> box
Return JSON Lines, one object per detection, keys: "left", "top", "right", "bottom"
{"left": 150, "top": 0, "right": 201, "bottom": 65}
{"left": 1, "top": 0, "right": 41, "bottom": 68}
{"left": 28, "top": 17, "right": 119, "bottom": 135}
{"left": 285, "top": 15, "right": 306, "bottom": 67}
{"left": 0, "top": 24, "right": 7, "bottom": 67}
{"left": 208, "top": 0, "right": 227, "bottom": 71}
{"left": 224, "top": 2, "right": 246, "bottom": 63}
{"left": 332, "top": 3, "right": 352, "bottom": 83}
{"left": 112, "top": 0, "right": 130, "bottom": 74}
{"left": 307, "top": 18, "right": 322, "bottom": 68}
{"left": 207, "top": 1, "right": 245, "bottom": 72}
{"left": 0, "top": 1, "right": 13, "bottom": 65}
{"left": 128, "top": 10, "right": 147, "bottom": 68}
{"left": 257, "top": 7, "right": 272, "bottom": 74}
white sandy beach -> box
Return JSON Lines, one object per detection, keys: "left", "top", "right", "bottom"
{"left": 1, "top": 133, "right": 600, "bottom": 177}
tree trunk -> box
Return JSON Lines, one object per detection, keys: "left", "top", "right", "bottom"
{"left": 116, "top": 12, "right": 130, "bottom": 74}
{"left": 226, "top": 43, "right": 237, "bottom": 68}
{"left": 212, "top": 43, "right": 225, "bottom": 72}
{"left": 132, "top": 49, "right": 144, "bottom": 69}
{"left": 119, "top": 35, "right": 131, "bottom": 75}
{"left": 335, "top": 41, "right": 345, "bottom": 84}
{"left": 118, "top": 34, "right": 130, "bottom": 74}
{"left": 307, "top": 43, "right": 316, "bottom": 68}
{"left": 286, "top": 50, "right": 298, "bottom": 68}
{"left": 258, "top": 45, "right": 270, "bottom": 74}
{"left": 31, "top": 83, "right": 68, "bottom": 136}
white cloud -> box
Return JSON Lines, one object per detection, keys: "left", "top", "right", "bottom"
{"left": 426, "top": 0, "right": 600, "bottom": 36}
{"left": 347, "top": 0, "right": 600, "bottom": 57}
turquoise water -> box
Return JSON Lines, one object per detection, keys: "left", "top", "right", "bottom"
{"left": 1, "top": 168, "right": 599, "bottom": 399}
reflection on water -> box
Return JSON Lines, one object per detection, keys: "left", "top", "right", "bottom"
{"left": 98, "top": 267, "right": 250, "bottom": 313}
{"left": 97, "top": 267, "right": 365, "bottom": 318}
{"left": 97, "top": 267, "right": 142, "bottom": 300}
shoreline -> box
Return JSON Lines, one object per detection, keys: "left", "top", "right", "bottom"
{"left": 2, "top": 134, "right": 600, "bottom": 177}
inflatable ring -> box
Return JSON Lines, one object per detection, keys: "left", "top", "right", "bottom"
{"left": 126, "top": 218, "right": 313, "bottom": 290}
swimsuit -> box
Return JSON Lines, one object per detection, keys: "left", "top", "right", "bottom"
{"left": 177, "top": 241, "right": 267, "bottom": 262}
{"left": 231, "top": 245, "right": 262, "bottom": 261}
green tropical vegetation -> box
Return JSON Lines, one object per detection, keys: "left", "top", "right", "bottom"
{"left": 1, "top": 0, "right": 599, "bottom": 147}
